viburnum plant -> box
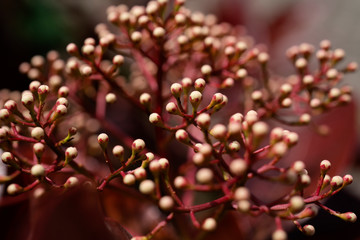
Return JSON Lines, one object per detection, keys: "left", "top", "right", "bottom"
{"left": 0, "top": 0, "right": 357, "bottom": 239}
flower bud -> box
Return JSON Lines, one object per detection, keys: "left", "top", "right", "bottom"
{"left": 131, "top": 139, "right": 145, "bottom": 153}
{"left": 339, "top": 212, "right": 357, "bottom": 223}
{"left": 272, "top": 142, "right": 288, "bottom": 157}
{"left": 194, "top": 78, "right": 206, "bottom": 92}
{"left": 174, "top": 176, "right": 187, "bottom": 189}
{"left": 153, "top": 27, "right": 165, "bottom": 38}
{"left": 7, "top": 183, "right": 23, "bottom": 195}
{"left": 158, "top": 158, "right": 169, "bottom": 171}
{"left": 230, "top": 158, "right": 247, "bottom": 176}
{"left": 252, "top": 121, "right": 268, "bottom": 138}
{"left": 38, "top": 85, "right": 49, "bottom": 102}
{"left": 170, "top": 83, "right": 183, "bottom": 98}
{"left": 330, "top": 175, "right": 343, "bottom": 190}
{"left": 236, "top": 68, "right": 247, "bottom": 79}
{"left": 289, "top": 195, "right": 305, "bottom": 213}
{"left": 139, "top": 93, "right": 152, "bottom": 108}
{"left": 134, "top": 167, "right": 147, "bottom": 180}
{"left": 64, "top": 176, "right": 79, "bottom": 188}
{"left": 113, "top": 145, "right": 124, "bottom": 160}
{"left": 237, "top": 200, "right": 251, "bottom": 213}
{"left": 196, "top": 113, "right": 211, "bottom": 130}
{"left": 0, "top": 109, "right": 10, "bottom": 121}
{"left": 105, "top": 93, "right": 117, "bottom": 104}
{"left": 196, "top": 168, "right": 213, "bottom": 184}
{"left": 139, "top": 179, "right": 155, "bottom": 195}
{"left": 201, "top": 65, "right": 212, "bottom": 75}
{"left": 4, "top": 100, "right": 17, "bottom": 113}
{"left": 131, "top": 31, "right": 142, "bottom": 43}
{"left": 58, "top": 86, "right": 69, "bottom": 98}
{"left": 166, "top": 102, "right": 180, "bottom": 115}
{"left": 97, "top": 133, "right": 109, "bottom": 149}
{"left": 210, "top": 124, "right": 227, "bottom": 141}
{"left": 123, "top": 174, "right": 136, "bottom": 185}
{"left": 189, "top": 91, "right": 202, "bottom": 109}
{"left": 22, "top": 92, "right": 35, "bottom": 108}
{"left": 175, "top": 129, "right": 190, "bottom": 144}
{"left": 320, "top": 160, "right": 331, "bottom": 173}
{"left": 202, "top": 218, "right": 217, "bottom": 231}
{"left": 234, "top": 187, "right": 250, "bottom": 201}
{"left": 193, "top": 153, "right": 205, "bottom": 165}
{"left": 31, "top": 164, "right": 45, "bottom": 177}
{"left": 272, "top": 229, "right": 287, "bottom": 240}
{"left": 159, "top": 196, "right": 174, "bottom": 211}
{"left": 292, "top": 161, "right": 305, "bottom": 174}
{"left": 31, "top": 127, "right": 45, "bottom": 140}
{"left": 303, "top": 225, "right": 315, "bottom": 236}
{"left": 343, "top": 174, "right": 353, "bottom": 185}
{"left": 228, "top": 141, "right": 240, "bottom": 152}
{"left": 1, "top": 152, "right": 15, "bottom": 165}
{"left": 113, "top": 55, "right": 124, "bottom": 65}
{"left": 65, "top": 147, "right": 78, "bottom": 160}
{"left": 149, "top": 113, "right": 163, "bottom": 126}
{"left": 299, "top": 113, "right": 311, "bottom": 124}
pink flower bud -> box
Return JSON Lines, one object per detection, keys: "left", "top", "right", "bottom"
{"left": 330, "top": 175, "right": 343, "bottom": 190}
{"left": 339, "top": 212, "right": 357, "bottom": 223}
{"left": 112, "top": 145, "right": 124, "bottom": 159}
{"left": 158, "top": 158, "right": 169, "bottom": 171}
{"left": 189, "top": 91, "right": 202, "bottom": 109}
{"left": 139, "top": 93, "right": 152, "bottom": 106}
{"left": 320, "top": 160, "right": 331, "bottom": 172}
{"left": 58, "top": 86, "right": 69, "bottom": 98}
{"left": 196, "top": 113, "right": 211, "bottom": 130}
{"left": 66, "top": 43, "right": 78, "bottom": 55}
{"left": 194, "top": 78, "right": 206, "bottom": 92}
{"left": 343, "top": 174, "right": 353, "bottom": 185}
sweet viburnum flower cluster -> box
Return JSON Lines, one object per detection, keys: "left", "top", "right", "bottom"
{"left": 0, "top": 0, "right": 357, "bottom": 239}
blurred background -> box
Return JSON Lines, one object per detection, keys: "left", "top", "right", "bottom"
{"left": 0, "top": 0, "right": 359, "bottom": 239}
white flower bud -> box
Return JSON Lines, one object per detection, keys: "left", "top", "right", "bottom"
{"left": 303, "top": 225, "right": 315, "bottom": 236}
{"left": 123, "top": 174, "right": 136, "bottom": 185}
{"left": 1, "top": 152, "right": 14, "bottom": 164}
{"left": 320, "top": 160, "right": 331, "bottom": 172}
{"left": 31, "top": 164, "right": 45, "bottom": 177}
{"left": 139, "top": 179, "right": 155, "bottom": 195}
{"left": 65, "top": 146, "right": 78, "bottom": 159}
{"left": 295, "top": 58, "right": 307, "bottom": 69}
{"left": 31, "top": 127, "right": 45, "bottom": 140}
{"left": 175, "top": 129, "right": 190, "bottom": 143}
{"left": 166, "top": 102, "right": 179, "bottom": 114}
{"left": 237, "top": 200, "right": 251, "bottom": 213}
{"left": 4, "top": 100, "right": 17, "bottom": 112}
{"left": 97, "top": 133, "right": 109, "bottom": 149}
{"left": 64, "top": 176, "right": 79, "bottom": 188}
{"left": 132, "top": 139, "right": 145, "bottom": 152}
{"left": 201, "top": 65, "right": 212, "bottom": 75}
{"left": 202, "top": 218, "right": 217, "bottom": 231}
{"left": 196, "top": 113, "right": 211, "bottom": 129}
{"left": 131, "top": 31, "right": 142, "bottom": 43}
{"left": 236, "top": 68, "right": 247, "bottom": 79}
{"left": 66, "top": 43, "right": 78, "bottom": 54}
{"left": 252, "top": 121, "right": 268, "bottom": 138}
{"left": 7, "top": 183, "right": 22, "bottom": 195}
{"left": 158, "top": 158, "right": 169, "bottom": 170}
{"left": 234, "top": 187, "right": 250, "bottom": 201}
{"left": 194, "top": 78, "right": 206, "bottom": 92}
{"left": 159, "top": 196, "right": 174, "bottom": 211}
{"left": 170, "top": 83, "right": 183, "bottom": 98}
{"left": 189, "top": 91, "right": 202, "bottom": 108}
{"left": 0, "top": 109, "right": 10, "bottom": 121}
{"left": 134, "top": 167, "right": 147, "bottom": 180}
{"left": 230, "top": 159, "right": 247, "bottom": 176}
{"left": 58, "top": 86, "right": 70, "bottom": 97}
{"left": 149, "top": 160, "right": 161, "bottom": 174}
{"left": 228, "top": 141, "right": 240, "bottom": 152}
{"left": 196, "top": 168, "right": 213, "bottom": 184}
{"left": 210, "top": 124, "right": 227, "bottom": 140}
{"left": 330, "top": 175, "right": 343, "bottom": 189}
{"left": 290, "top": 195, "right": 305, "bottom": 213}
{"left": 113, "top": 145, "right": 124, "bottom": 159}
{"left": 153, "top": 27, "right": 165, "bottom": 38}
{"left": 105, "top": 93, "right": 117, "bottom": 103}
{"left": 149, "top": 113, "right": 163, "bottom": 125}
{"left": 299, "top": 113, "right": 311, "bottom": 124}
{"left": 272, "top": 229, "right": 287, "bottom": 240}
{"left": 272, "top": 142, "right": 288, "bottom": 157}
{"left": 193, "top": 153, "right": 205, "bottom": 165}
{"left": 326, "top": 68, "right": 338, "bottom": 79}
{"left": 174, "top": 176, "right": 187, "bottom": 189}
{"left": 302, "top": 75, "right": 314, "bottom": 85}
{"left": 22, "top": 92, "right": 35, "bottom": 107}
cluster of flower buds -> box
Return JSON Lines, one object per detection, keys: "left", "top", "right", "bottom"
{"left": 0, "top": 0, "right": 357, "bottom": 239}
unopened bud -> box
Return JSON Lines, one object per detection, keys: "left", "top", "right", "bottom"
{"left": 230, "top": 158, "right": 247, "bottom": 176}
{"left": 64, "top": 176, "right": 79, "bottom": 188}
{"left": 202, "top": 218, "right": 217, "bottom": 231}
{"left": 123, "top": 174, "right": 136, "bottom": 185}
{"left": 139, "top": 179, "right": 155, "bottom": 195}
{"left": 97, "top": 133, "right": 109, "bottom": 149}
{"left": 159, "top": 196, "right": 174, "bottom": 211}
